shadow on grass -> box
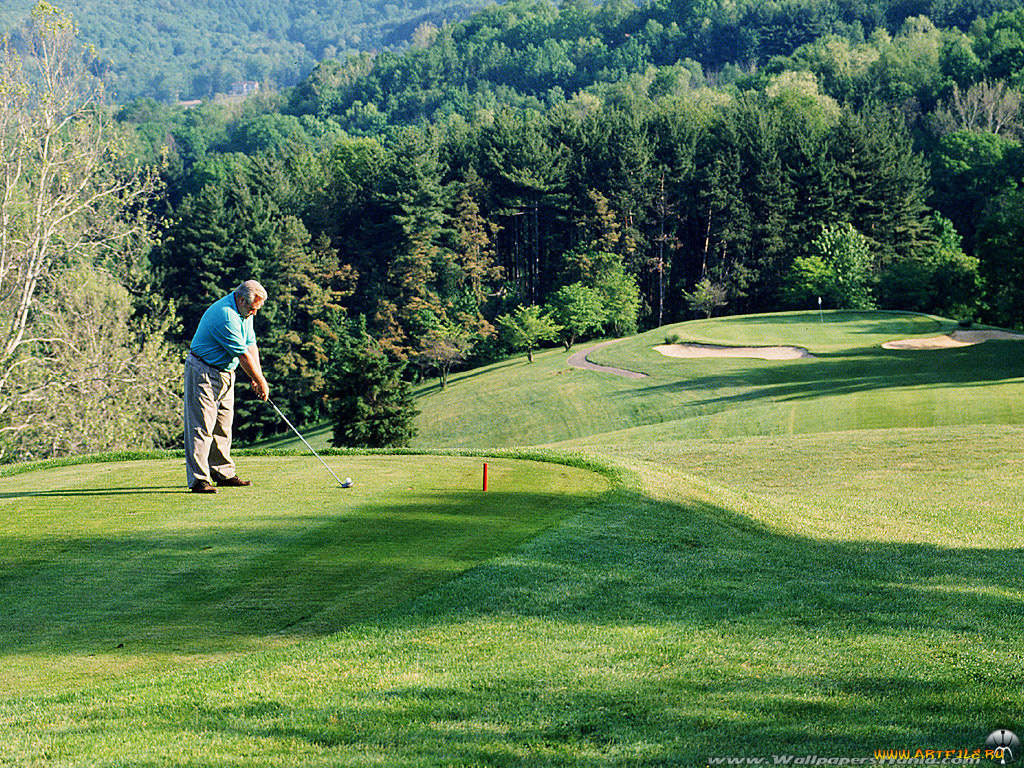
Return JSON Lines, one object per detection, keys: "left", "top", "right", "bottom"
{"left": 17, "top": 482, "right": 1021, "bottom": 764}
{"left": 410, "top": 358, "right": 531, "bottom": 400}
{"left": 4, "top": 458, "right": 1022, "bottom": 765}
{"left": 0, "top": 486, "right": 186, "bottom": 498}
{"left": 443, "top": 358, "right": 525, "bottom": 388}
{"left": 185, "top": 675, "right": 980, "bottom": 766}
{"left": 435, "top": 489, "right": 1019, "bottom": 760}
{"left": 450, "top": 489, "right": 1023, "bottom": 632}
{"left": 222, "top": 489, "right": 1020, "bottom": 760}
{"left": 0, "top": 490, "right": 600, "bottom": 659}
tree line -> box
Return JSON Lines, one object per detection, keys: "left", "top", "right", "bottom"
{"left": 4, "top": 0, "right": 1023, "bottom": 106}
{"left": 148, "top": 87, "right": 978, "bottom": 444}
{"left": 7, "top": 0, "right": 1024, "bottom": 459}
{"left": 134, "top": 0, "right": 1024, "bottom": 446}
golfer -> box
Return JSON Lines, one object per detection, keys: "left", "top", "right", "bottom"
{"left": 184, "top": 280, "right": 270, "bottom": 493}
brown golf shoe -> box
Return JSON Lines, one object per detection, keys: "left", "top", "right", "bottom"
{"left": 190, "top": 480, "right": 217, "bottom": 494}
{"left": 214, "top": 475, "right": 252, "bottom": 487}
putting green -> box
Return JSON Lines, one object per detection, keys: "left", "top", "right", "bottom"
{"left": 405, "top": 311, "right": 1024, "bottom": 449}
{"left": 0, "top": 454, "right": 609, "bottom": 697}
{"left": 658, "top": 309, "right": 948, "bottom": 352}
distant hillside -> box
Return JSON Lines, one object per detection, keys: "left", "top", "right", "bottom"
{"left": 281, "top": 0, "right": 1024, "bottom": 129}
{"left": 0, "top": 0, "right": 491, "bottom": 103}
{"left": 5, "top": 0, "right": 1024, "bottom": 103}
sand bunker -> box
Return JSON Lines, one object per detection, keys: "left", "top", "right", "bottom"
{"left": 882, "top": 329, "right": 1024, "bottom": 350}
{"left": 655, "top": 343, "right": 813, "bottom": 360}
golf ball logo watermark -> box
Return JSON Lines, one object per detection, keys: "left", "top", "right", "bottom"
{"left": 987, "top": 730, "right": 1019, "bottom": 765}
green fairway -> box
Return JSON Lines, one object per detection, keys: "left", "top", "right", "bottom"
{"left": 0, "top": 454, "right": 609, "bottom": 698}
{"left": 267, "top": 311, "right": 1000, "bottom": 452}
{"left": 411, "top": 311, "right": 1024, "bottom": 448}
{"left": 4, "top": 310, "right": 1024, "bottom": 766}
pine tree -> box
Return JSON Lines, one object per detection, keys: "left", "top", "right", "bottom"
{"left": 648, "top": 100, "right": 702, "bottom": 325}
{"left": 371, "top": 127, "right": 448, "bottom": 358}
{"left": 158, "top": 156, "right": 354, "bottom": 442}
{"left": 450, "top": 171, "right": 503, "bottom": 308}
{"left": 325, "top": 317, "right": 419, "bottom": 448}
{"left": 154, "top": 179, "right": 235, "bottom": 333}
{"left": 829, "top": 106, "right": 932, "bottom": 267}
{"left": 741, "top": 97, "right": 798, "bottom": 307}
{"left": 697, "top": 142, "right": 754, "bottom": 309}
{"left": 481, "top": 109, "right": 570, "bottom": 303}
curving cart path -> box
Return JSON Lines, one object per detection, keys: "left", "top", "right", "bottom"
{"left": 567, "top": 339, "right": 648, "bottom": 379}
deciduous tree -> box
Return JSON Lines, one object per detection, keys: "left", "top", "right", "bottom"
{"left": 683, "top": 277, "right": 729, "bottom": 318}
{"left": 0, "top": 3, "right": 173, "bottom": 460}
{"left": 784, "top": 222, "right": 876, "bottom": 310}
{"left": 932, "top": 80, "right": 1024, "bottom": 138}
{"left": 414, "top": 323, "right": 475, "bottom": 388}
{"left": 549, "top": 282, "right": 607, "bottom": 350}
{"left": 496, "top": 304, "right": 561, "bottom": 362}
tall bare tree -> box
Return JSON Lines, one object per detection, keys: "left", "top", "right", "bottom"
{"left": 0, "top": 3, "right": 172, "bottom": 460}
{"left": 933, "top": 80, "right": 1024, "bottom": 138}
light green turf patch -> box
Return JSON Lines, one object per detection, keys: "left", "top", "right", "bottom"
{"left": 566, "top": 423, "right": 1024, "bottom": 547}
{"left": 409, "top": 311, "right": 1024, "bottom": 449}
{"left": 0, "top": 454, "right": 608, "bottom": 697}
{"left": 1, "top": 427, "right": 1021, "bottom": 765}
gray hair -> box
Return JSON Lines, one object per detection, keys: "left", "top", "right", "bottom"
{"left": 234, "top": 280, "right": 268, "bottom": 311}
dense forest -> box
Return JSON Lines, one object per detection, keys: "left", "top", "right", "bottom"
{"left": 7, "top": 0, "right": 1024, "bottom": 459}
{"left": 1, "top": 0, "right": 1022, "bottom": 103}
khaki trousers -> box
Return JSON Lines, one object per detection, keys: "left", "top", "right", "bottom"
{"left": 184, "top": 354, "right": 237, "bottom": 487}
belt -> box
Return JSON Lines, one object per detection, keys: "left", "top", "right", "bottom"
{"left": 189, "top": 350, "right": 228, "bottom": 372}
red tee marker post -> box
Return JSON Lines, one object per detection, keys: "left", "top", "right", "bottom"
{"left": 483, "top": 462, "right": 489, "bottom": 492}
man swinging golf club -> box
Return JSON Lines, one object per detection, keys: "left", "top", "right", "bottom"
{"left": 184, "top": 280, "right": 269, "bottom": 493}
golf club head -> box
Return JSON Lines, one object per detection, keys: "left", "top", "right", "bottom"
{"left": 341, "top": 477, "right": 354, "bottom": 488}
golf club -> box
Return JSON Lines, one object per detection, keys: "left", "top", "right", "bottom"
{"left": 267, "top": 398, "right": 353, "bottom": 487}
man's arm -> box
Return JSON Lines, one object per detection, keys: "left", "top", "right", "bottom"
{"left": 238, "top": 345, "right": 269, "bottom": 401}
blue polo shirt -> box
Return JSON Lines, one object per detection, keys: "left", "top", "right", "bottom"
{"left": 190, "top": 293, "right": 256, "bottom": 372}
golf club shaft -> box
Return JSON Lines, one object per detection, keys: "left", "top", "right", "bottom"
{"left": 268, "top": 398, "right": 345, "bottom": 486}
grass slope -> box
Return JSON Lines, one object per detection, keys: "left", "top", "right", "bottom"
{"left": 2, "top": 426, "right": 1022, "bottom": 764}
{"left": 410, "top": 311, "right": 1024, "bottom": 448}
{"left": 4, "top": 310, "right": 1023, "bottom": 765}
